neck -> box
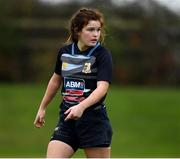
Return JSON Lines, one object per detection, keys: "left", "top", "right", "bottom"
{"left": 77, "top": 41, "right": 89, "bottom": 51}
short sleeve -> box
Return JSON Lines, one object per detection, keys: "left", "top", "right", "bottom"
{"left": 54, "top": 49, "right": 62, "bottom": 75}
{"left": 97, "top": 49, "right": 113, "bottom": 83}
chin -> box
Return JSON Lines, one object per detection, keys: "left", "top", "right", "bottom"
{"left": 88, "top": 42, "right": 97, "bottom": 46}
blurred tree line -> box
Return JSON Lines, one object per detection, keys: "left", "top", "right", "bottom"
{"left": 0, "top": 0, "right": 180, "bottom": 86}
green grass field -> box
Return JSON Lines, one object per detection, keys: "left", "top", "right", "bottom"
{"left": 0, "top": 84, "right": 179, "bottom": 157}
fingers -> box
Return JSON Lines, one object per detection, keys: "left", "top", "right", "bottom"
{"left": 64, "top": 113, "right": 79, "bottom": 121}
{"left": 34, "top": 116, "right": 45, "bottom": 128}
{"left": 64, "top": 108, "right": 71, "bottom": 115}
{"left": 64, "top": 108, "right": 72, "bottom": 121}
{"left": 64, "top": 106, "right": 83, "bottom": 121}
{"left": 64, "top": 108, "right": 77, "bottom": 121}
{"left": 64, "top": 113, "right": 71, "bottom": 121}
{"left": 64, "top": 110, "right": 79, "bottom": 121}
{"left": 34, "top": 120, "right": 45, "bottom": 128}
{"left": 39, "top": 116, "right": 45, "bottom": 123}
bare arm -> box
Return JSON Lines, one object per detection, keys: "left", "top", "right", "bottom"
{"left": 39, "top": 73, "right": 61, "bottom": 110}
{"left": 64, "top": 81, "right": 109, "bottom": 121}
{"left": 34, "top": 73, "right": 61, "bottom": 127}
{"left": 78, "top": 81, "right": 109, "bottom": 110}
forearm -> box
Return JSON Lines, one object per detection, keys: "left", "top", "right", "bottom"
{"left": 79, "top": 81, "right": 109, "bottom": 110}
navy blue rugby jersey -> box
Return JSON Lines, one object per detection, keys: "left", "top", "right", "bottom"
{"left": 54, "top": 42, "right": 112, "bottom": 105}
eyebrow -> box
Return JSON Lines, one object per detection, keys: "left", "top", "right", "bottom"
{"left": 86, "top": 26, "right": 102, "bottom": 29}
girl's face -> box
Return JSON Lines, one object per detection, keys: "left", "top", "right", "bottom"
{"left": 78, "top": 20, "right": 101, "bottom": 50}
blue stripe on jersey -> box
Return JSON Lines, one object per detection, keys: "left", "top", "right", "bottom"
{"left": 87, "top": 42, "right": 100, "bottom": 56}
{"left": 71, "top": 42, "right": 100, "bottom": 56}
{"left": 62, "top": 53, "right": 91, "bottom": 60}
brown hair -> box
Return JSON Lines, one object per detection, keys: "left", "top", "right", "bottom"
{"left": 66, "top": 8, "right": 105, "bottom": 44}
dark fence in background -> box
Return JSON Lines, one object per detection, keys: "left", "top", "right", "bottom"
{"left": 0, "top": 0, "right": 180, "bottom": 86}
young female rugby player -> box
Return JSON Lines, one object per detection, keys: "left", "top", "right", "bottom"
{"left": 34, "top": 8, "right": 113, "bottom": 158}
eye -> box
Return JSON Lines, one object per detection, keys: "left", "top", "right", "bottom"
{"left": 87, "top": 27, "right": 95, "bottom": 32}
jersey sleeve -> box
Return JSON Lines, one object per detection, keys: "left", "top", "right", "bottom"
{"left": 97, "top": 49, "right": 113, "bottom": 83}
{"left": 54, "top": 49, "right": 62, "bottom": 75}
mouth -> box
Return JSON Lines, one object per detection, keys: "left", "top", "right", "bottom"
{"left": 90, "top": 39, "right": 98, "bottom": 43}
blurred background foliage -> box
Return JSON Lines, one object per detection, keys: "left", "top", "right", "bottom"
{"left": 0, "top": 0, "right": 180, "bottom": 86}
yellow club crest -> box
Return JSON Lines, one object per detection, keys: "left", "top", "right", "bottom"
{"left": 82, "top": 62, "right": 91, "bottom": 73}
{"left": 62, "top": 62, "right": 68, "bottom": 70}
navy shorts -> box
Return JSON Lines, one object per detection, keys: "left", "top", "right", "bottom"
{"left": 50, "top": 102, "right": 113, "bottom": 152}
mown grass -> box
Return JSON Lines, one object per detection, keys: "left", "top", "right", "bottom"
{"left": 0, "top": 84, "right": 179, "bottom": 157}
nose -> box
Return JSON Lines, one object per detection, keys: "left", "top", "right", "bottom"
{"left": 93, "top": 30, "right": 99, "bottom": 37}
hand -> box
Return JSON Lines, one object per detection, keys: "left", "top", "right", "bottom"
{"left": 64, "top": 105, "right": 84, "bottom": 121}
{"left": 34, "top": 109, "right": 46, "bottom": 128}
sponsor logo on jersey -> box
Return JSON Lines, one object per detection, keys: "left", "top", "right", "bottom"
{"left": 64, "top": 77, "right": 85, "bottom": 96}
{"left": 65, "top": 81, "right": 84, "bottom": 89}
